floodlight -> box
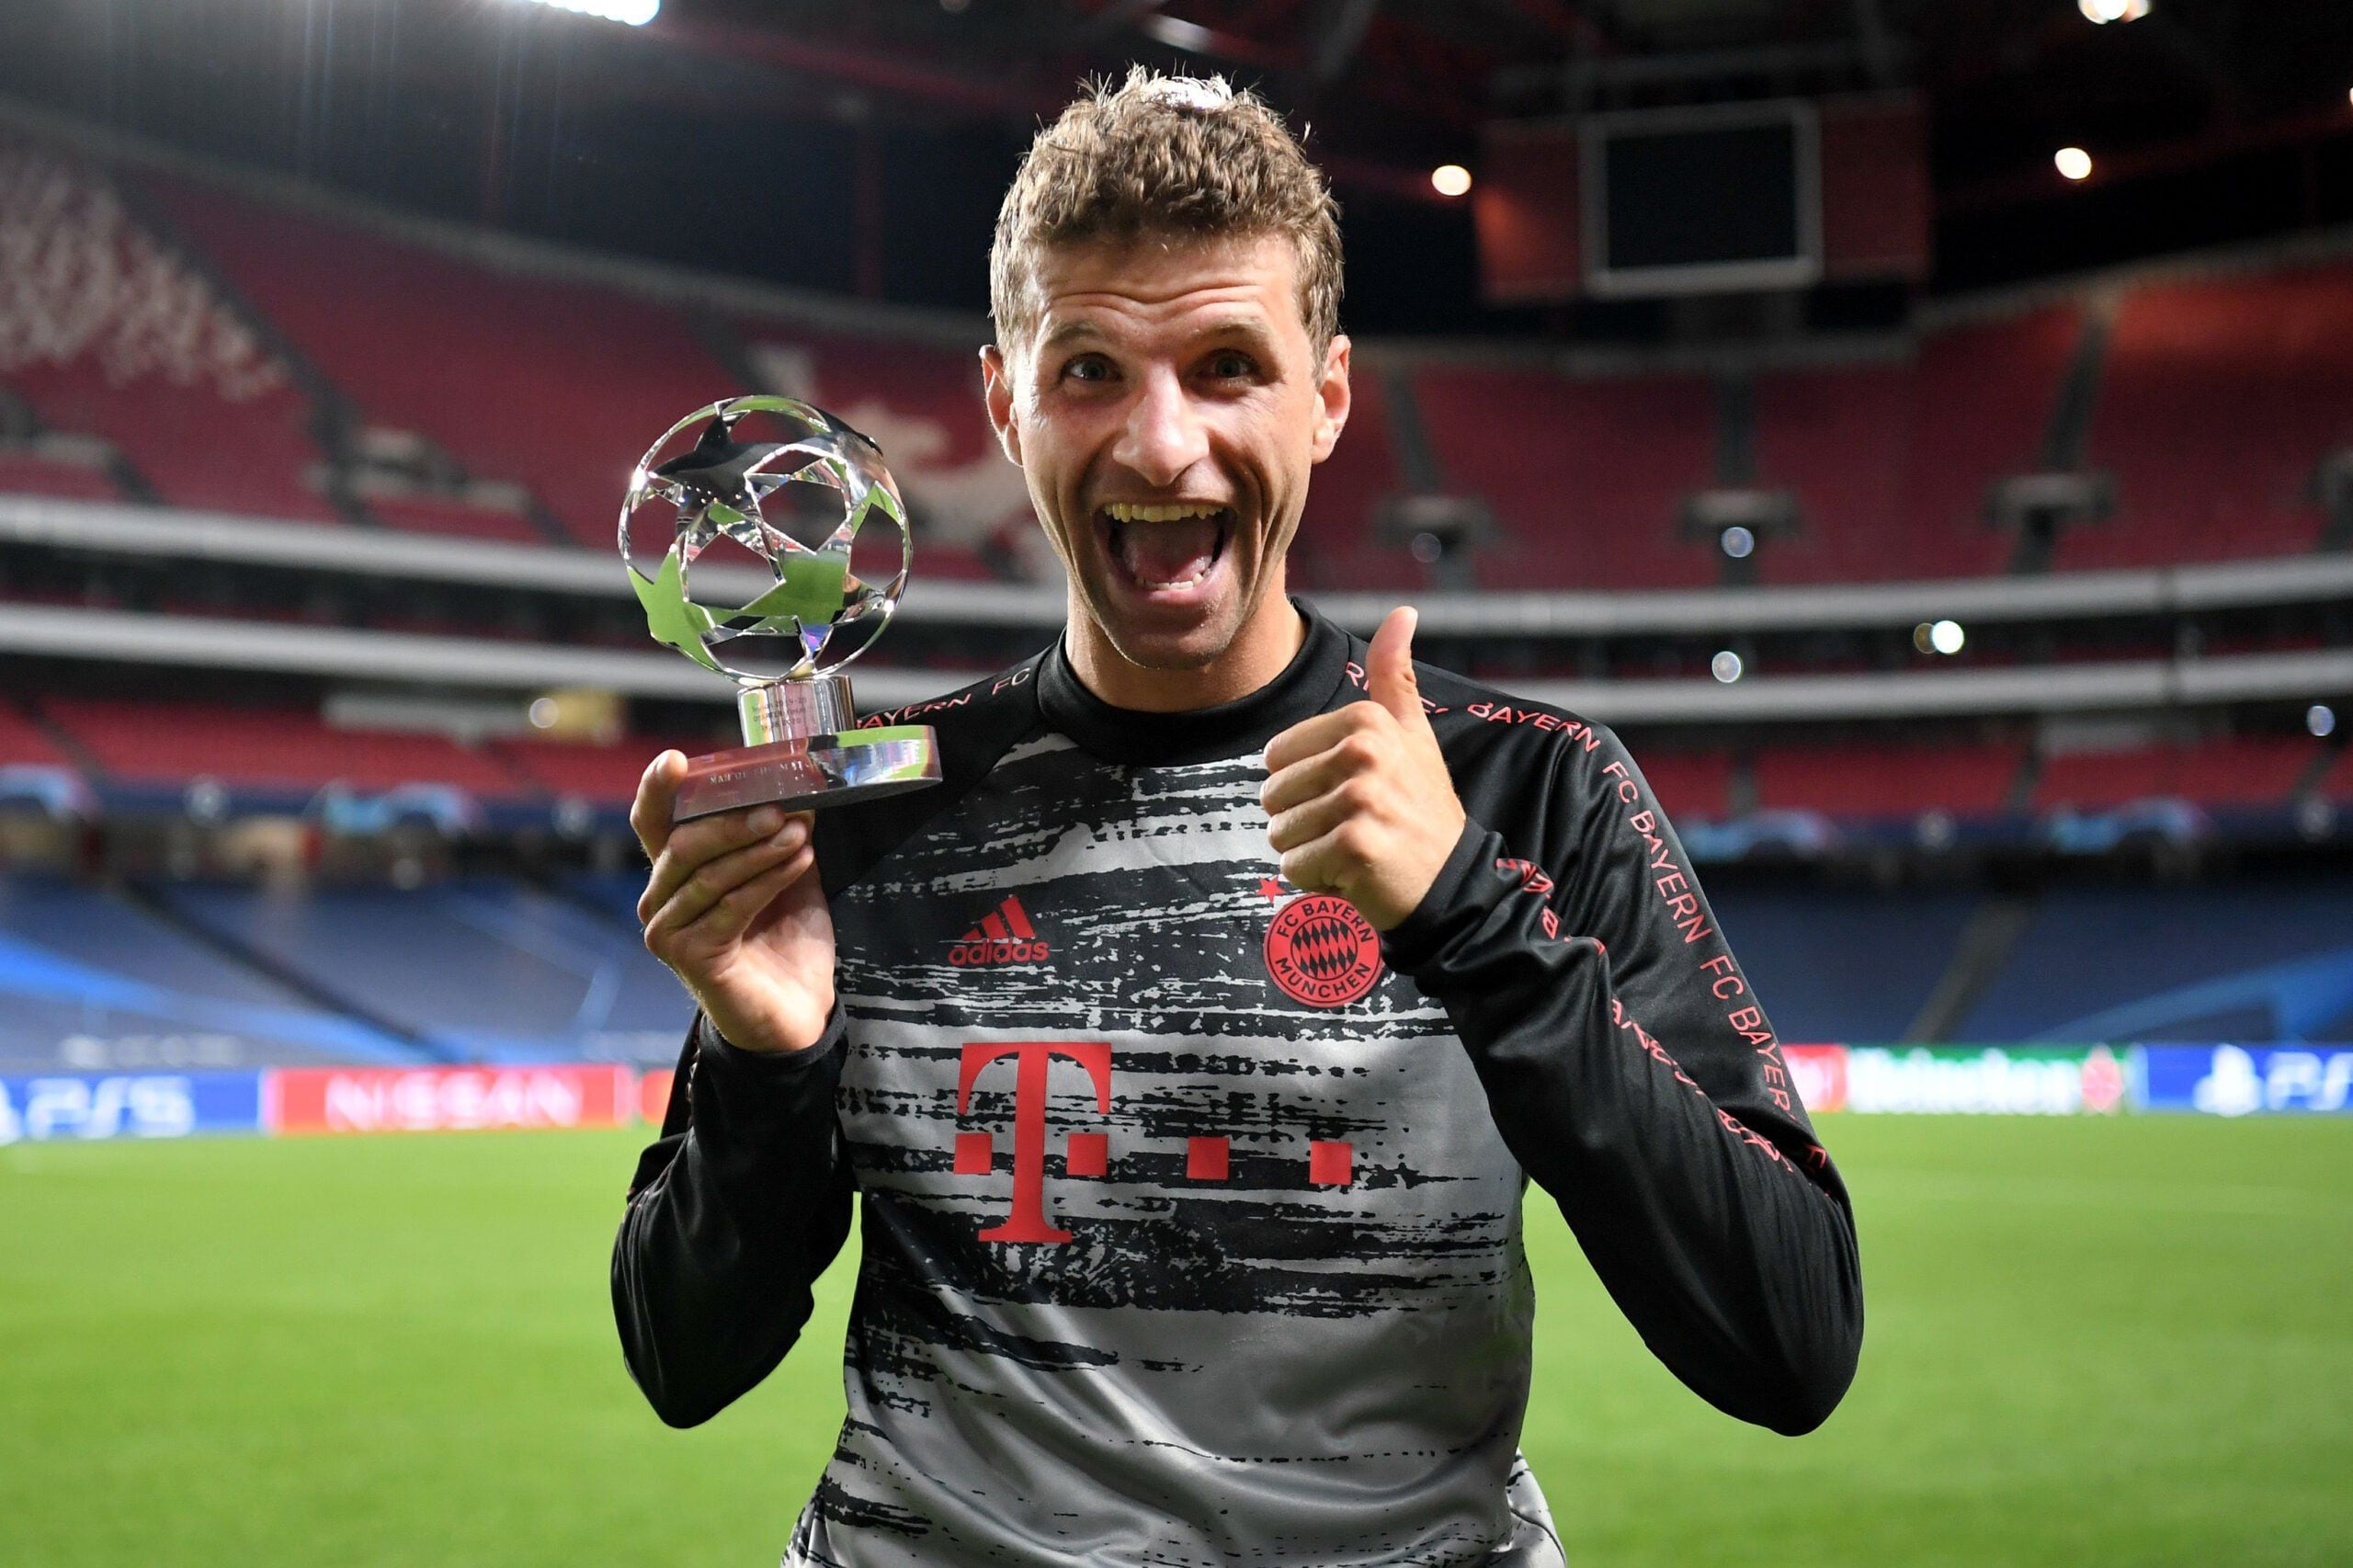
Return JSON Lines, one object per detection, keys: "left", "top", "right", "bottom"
{"left": 513, "top": 0, "right": 660, "bottom": 26}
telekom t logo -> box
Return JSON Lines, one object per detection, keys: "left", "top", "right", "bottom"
{"left": 954, "top": 1040, "right": 1112, "bottom": 1244}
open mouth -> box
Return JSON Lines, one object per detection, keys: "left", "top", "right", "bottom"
{"left": 1097, "top": 501, "right": 1234, "bottom": 591}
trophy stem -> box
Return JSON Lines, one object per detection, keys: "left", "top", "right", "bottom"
{"left": 670, "top": 670, "right": 938, "bottom": 822}
{"left": 740, "top": 674, "right": 856, "bottom": 745}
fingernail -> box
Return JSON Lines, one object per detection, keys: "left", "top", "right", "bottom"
{"left": 772, "top": 819, "right": 807, "bottom": 847}
{"left": 747, "top": 806, "right": 783, "bottom": 835}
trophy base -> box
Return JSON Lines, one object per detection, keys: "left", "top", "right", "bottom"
{"left": 671, "top": 723, "right": 939, "bottom": 822}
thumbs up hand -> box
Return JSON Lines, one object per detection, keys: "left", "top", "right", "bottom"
{"left": 1261, "top": 606, "right": 1467, "bottom": 931}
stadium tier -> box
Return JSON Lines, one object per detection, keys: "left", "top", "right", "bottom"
{"left": 1415, "top": 366, "right": 1720, "bottom": 591}
{"left": 1749, "top": 307, "right": 2086, "bottom": 584}
{"left": 1709, "top": 884, "right": 1984, "bottom": 1043}
{"left": 153, "top": 877, "right": 687, "bottom": 1064}
{"left": 3, "top": 868, "right": 2344, "bottom": 1074}
{"left": 1958, "top": 879, "right": 2353, "bottom": 1043}
{"left": 9, "top": 129, "right": 2349, "bottom": 591}
{"left": 2072, "top": 259, "right": 2353, "bottom": 571}
{"left": 2032, "top": 735, "right": 2321, "bottom": 813}
{"left": 41, "top": 698, "right": 526, "bottom": 801}
{"left": 0, "top": 875, "right": 423, "bottom": 1071}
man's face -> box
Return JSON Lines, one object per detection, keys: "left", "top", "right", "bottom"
{"left": 983, "top": 233, "right": 1350, "bottom": 674}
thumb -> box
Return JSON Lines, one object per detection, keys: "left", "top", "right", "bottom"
{"left": 1367, "top": 606, "right": 1430, "bottom": 732}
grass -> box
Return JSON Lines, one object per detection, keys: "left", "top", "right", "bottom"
{"left": 3, "top": 1116, "right": 2348, "bottom": 1565}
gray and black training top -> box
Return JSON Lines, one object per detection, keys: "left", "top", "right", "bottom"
{"left": 614, "top": 597, "right": 1863, "bottom": 1567}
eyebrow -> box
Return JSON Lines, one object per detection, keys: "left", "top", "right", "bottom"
{"left": 1033, "top": 314, "right": 1283, "bottom": 357}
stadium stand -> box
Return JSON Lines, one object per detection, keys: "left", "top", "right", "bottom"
{"left": 1711, "top": 883, "right": 1984, "bottom": 1043}
{"left": 41, "top": 699, "right": 523, "bottom": 799}
{"left": 493, "top": 733, "right": 710, "bottom": 805}
{"left": 142, "top": 173, "right": 742, "bottom": 551}
{"left": 1289, "top": 365, "right": 1411, "bottom": 590}
{"left": 2071, "top": 259, "right": 2353, "bottom": 570}
{"left": 152, "top": 877, "right": 689, "bottom": 1063}
{"left": 2033, "top": 734, "right": 2322, "bottom": 812}
{"left": 1750, "top": 307, "right": 2082, "bottom": 584}
{"left": 0, "top": 875, "right": 423, "bottom": 1070}
{"left": 734, "top": 321, "right": 1023, "bottom": 581}
{"left": 0, "top": 141, "right": 336, "bottom": 521}
{"left": 1415, "top": 366, "right": 1719, "bottom": 591}
{"left": 1624, "top": 747, "right": 1734, "bottom": 822}
{"left": 0, "top": 446, "right": 122, "bottom": 501}
{"left": 1960, "top": 879, "right": 2353, "bottom": 1043}
{"left": 0, "top": 699, "right": 71, "bottom": 768}
{"left": 1754, "top": 741, "right": 2024, "bottom": 819}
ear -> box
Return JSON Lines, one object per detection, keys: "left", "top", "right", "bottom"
{"left": 1310, "top": 333, "right": 1351, "bottom": 464}
{"left": 981, "top": 344, "right": 1023, "bottom": 468}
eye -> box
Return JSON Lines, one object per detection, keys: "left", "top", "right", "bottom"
{"left": 1061, "top": 354, "right": 1113, "bottom": 384}
{"left": 1206, "top": 350, "right": 1258, "bottom": 381}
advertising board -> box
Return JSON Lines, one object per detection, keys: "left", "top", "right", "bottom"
{"left": 266, "top": 1064, "right": 632, "bottom": 1135}
{"left": 1844, "top": 1045, "right": 2129, "bottom": 1115}
{"left": 2135, "top": 1044, "right": 2353, "bottom": 1115}
{"left": 0, "top": 1071, "right": 265, "bottom": 1144}
{"left": 1783, "top": 1045, "right": 1848, "bottom": 1114}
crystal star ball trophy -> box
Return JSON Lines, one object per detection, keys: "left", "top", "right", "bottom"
{"left": 621, "top": 395, "right": 940, "bottom": 822}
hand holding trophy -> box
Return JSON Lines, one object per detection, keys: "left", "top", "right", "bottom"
{"left": 623, "top": 396, "right": 939, "bottom": 1053}
{"left": 621, "top": 395, "right": 941, "bottom": 822}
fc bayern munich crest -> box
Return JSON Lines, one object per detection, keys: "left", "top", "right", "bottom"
{"left": 1264, "top": 893, "right": 1384, "bottom": 1007}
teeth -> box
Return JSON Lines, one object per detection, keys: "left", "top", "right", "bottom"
{"left": 1104, "top": 501, "right": 1224, "bottom": 523}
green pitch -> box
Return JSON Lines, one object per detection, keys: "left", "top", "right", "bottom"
{"left": 4, "top": 1116, "right": 2347, "bottom": 1565}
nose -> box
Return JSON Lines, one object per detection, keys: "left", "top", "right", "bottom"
{"left": 1110, "top": 366, "right": 1209, "bottom": 488}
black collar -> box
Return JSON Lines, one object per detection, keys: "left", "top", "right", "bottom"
{"left": 1037, "top": 596, "right": 1352, "bottom": 767}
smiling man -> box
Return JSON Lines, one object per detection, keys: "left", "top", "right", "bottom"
{"left": 615, "top": 70, "right": 1862, "bottom": 1566}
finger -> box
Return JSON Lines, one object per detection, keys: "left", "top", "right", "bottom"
{"left": 1366, "top": 606, "right": 1429, "bottom": 732}
{"left": 630, "top": 751, "right": 688, "bottom": 862}
{"left": 638, "top": 803, "right": 799, "bottom": 925}
{"left": 1264, "top": 705, "right": 1379, "bottom": 775}
{"left": 1266, "top": 783, "right": 1363, "bottom": 856}
{"left": 1261, "top": 733, "right": 1381, "bottom": 817}
{"left": 665, "top": 846, "right": 817, "bottom": 957}
{"left": 642, "top": 822, "right": 808, "bottom": 939}
{"left": 1277, "top": 824, "right": 1363, "bottom": 899}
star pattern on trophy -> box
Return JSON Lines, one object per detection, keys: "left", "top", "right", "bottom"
{"left": 620, "top": 396, "right": 910, "bottom": 685}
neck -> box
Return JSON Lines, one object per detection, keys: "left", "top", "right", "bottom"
{"left": 1064, "top": 577, "right": 1309, "bottom": 713}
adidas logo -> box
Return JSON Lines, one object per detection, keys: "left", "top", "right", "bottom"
{"left": 949, "top": 894, "right": 1051, "bottom": 967}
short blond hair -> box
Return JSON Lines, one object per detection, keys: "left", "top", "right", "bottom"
{"left": 990, "top": 68, "right": 1344, "bottom": 355}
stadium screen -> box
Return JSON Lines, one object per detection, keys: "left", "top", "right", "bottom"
{"left": 1583, "top": 101, "right": 1822, "bottom": 297}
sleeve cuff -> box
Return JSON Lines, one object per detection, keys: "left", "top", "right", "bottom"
{"left": 694, "top": 1004, "right": 847, "bottom": 1093}
{"left": 1380, "top": 817, "right": 1499, "bottom": 975}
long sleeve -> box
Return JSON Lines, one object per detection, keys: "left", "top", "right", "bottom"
{"left": 610, "top": 1006, "right": 857, "bottom": 1428}
{"left": 1382, "top": 722, "right": 1863, "bottom": 1436}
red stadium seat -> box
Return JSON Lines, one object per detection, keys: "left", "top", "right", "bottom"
{"left": 494, "top": 734, "right": 717, "bottom": 803}
{"left": 1628, "top": 748, "right": 1733, "bottom": 821}
{"left": 2035, "top": 735, "right": 2320, "bottom": 812}
{"left": 0, "top": 702, "right": 74, "bottom": 767}
{"left": 2069, "top": 262, "right": 2353, "bottom": 569}
{"left": 1415, "top": 367, "right": 1717, "bottom": 591}
{"left": 145, "top": 174, "right": 745, "bottom": 551}
{"left": 1751, "top": 308, "right": 2079, "bottom": 584}
{"left": 43, "top": 699, "right": 524, "bottom": 796}
{"left": 1755, "top": 741, "right": 2024, "bottom": 818}
{"left": 0, "top": 449, "right": 123, "bottom": 502}
{"left": 0, "top": 141, "right": 335, "bottom": 522}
